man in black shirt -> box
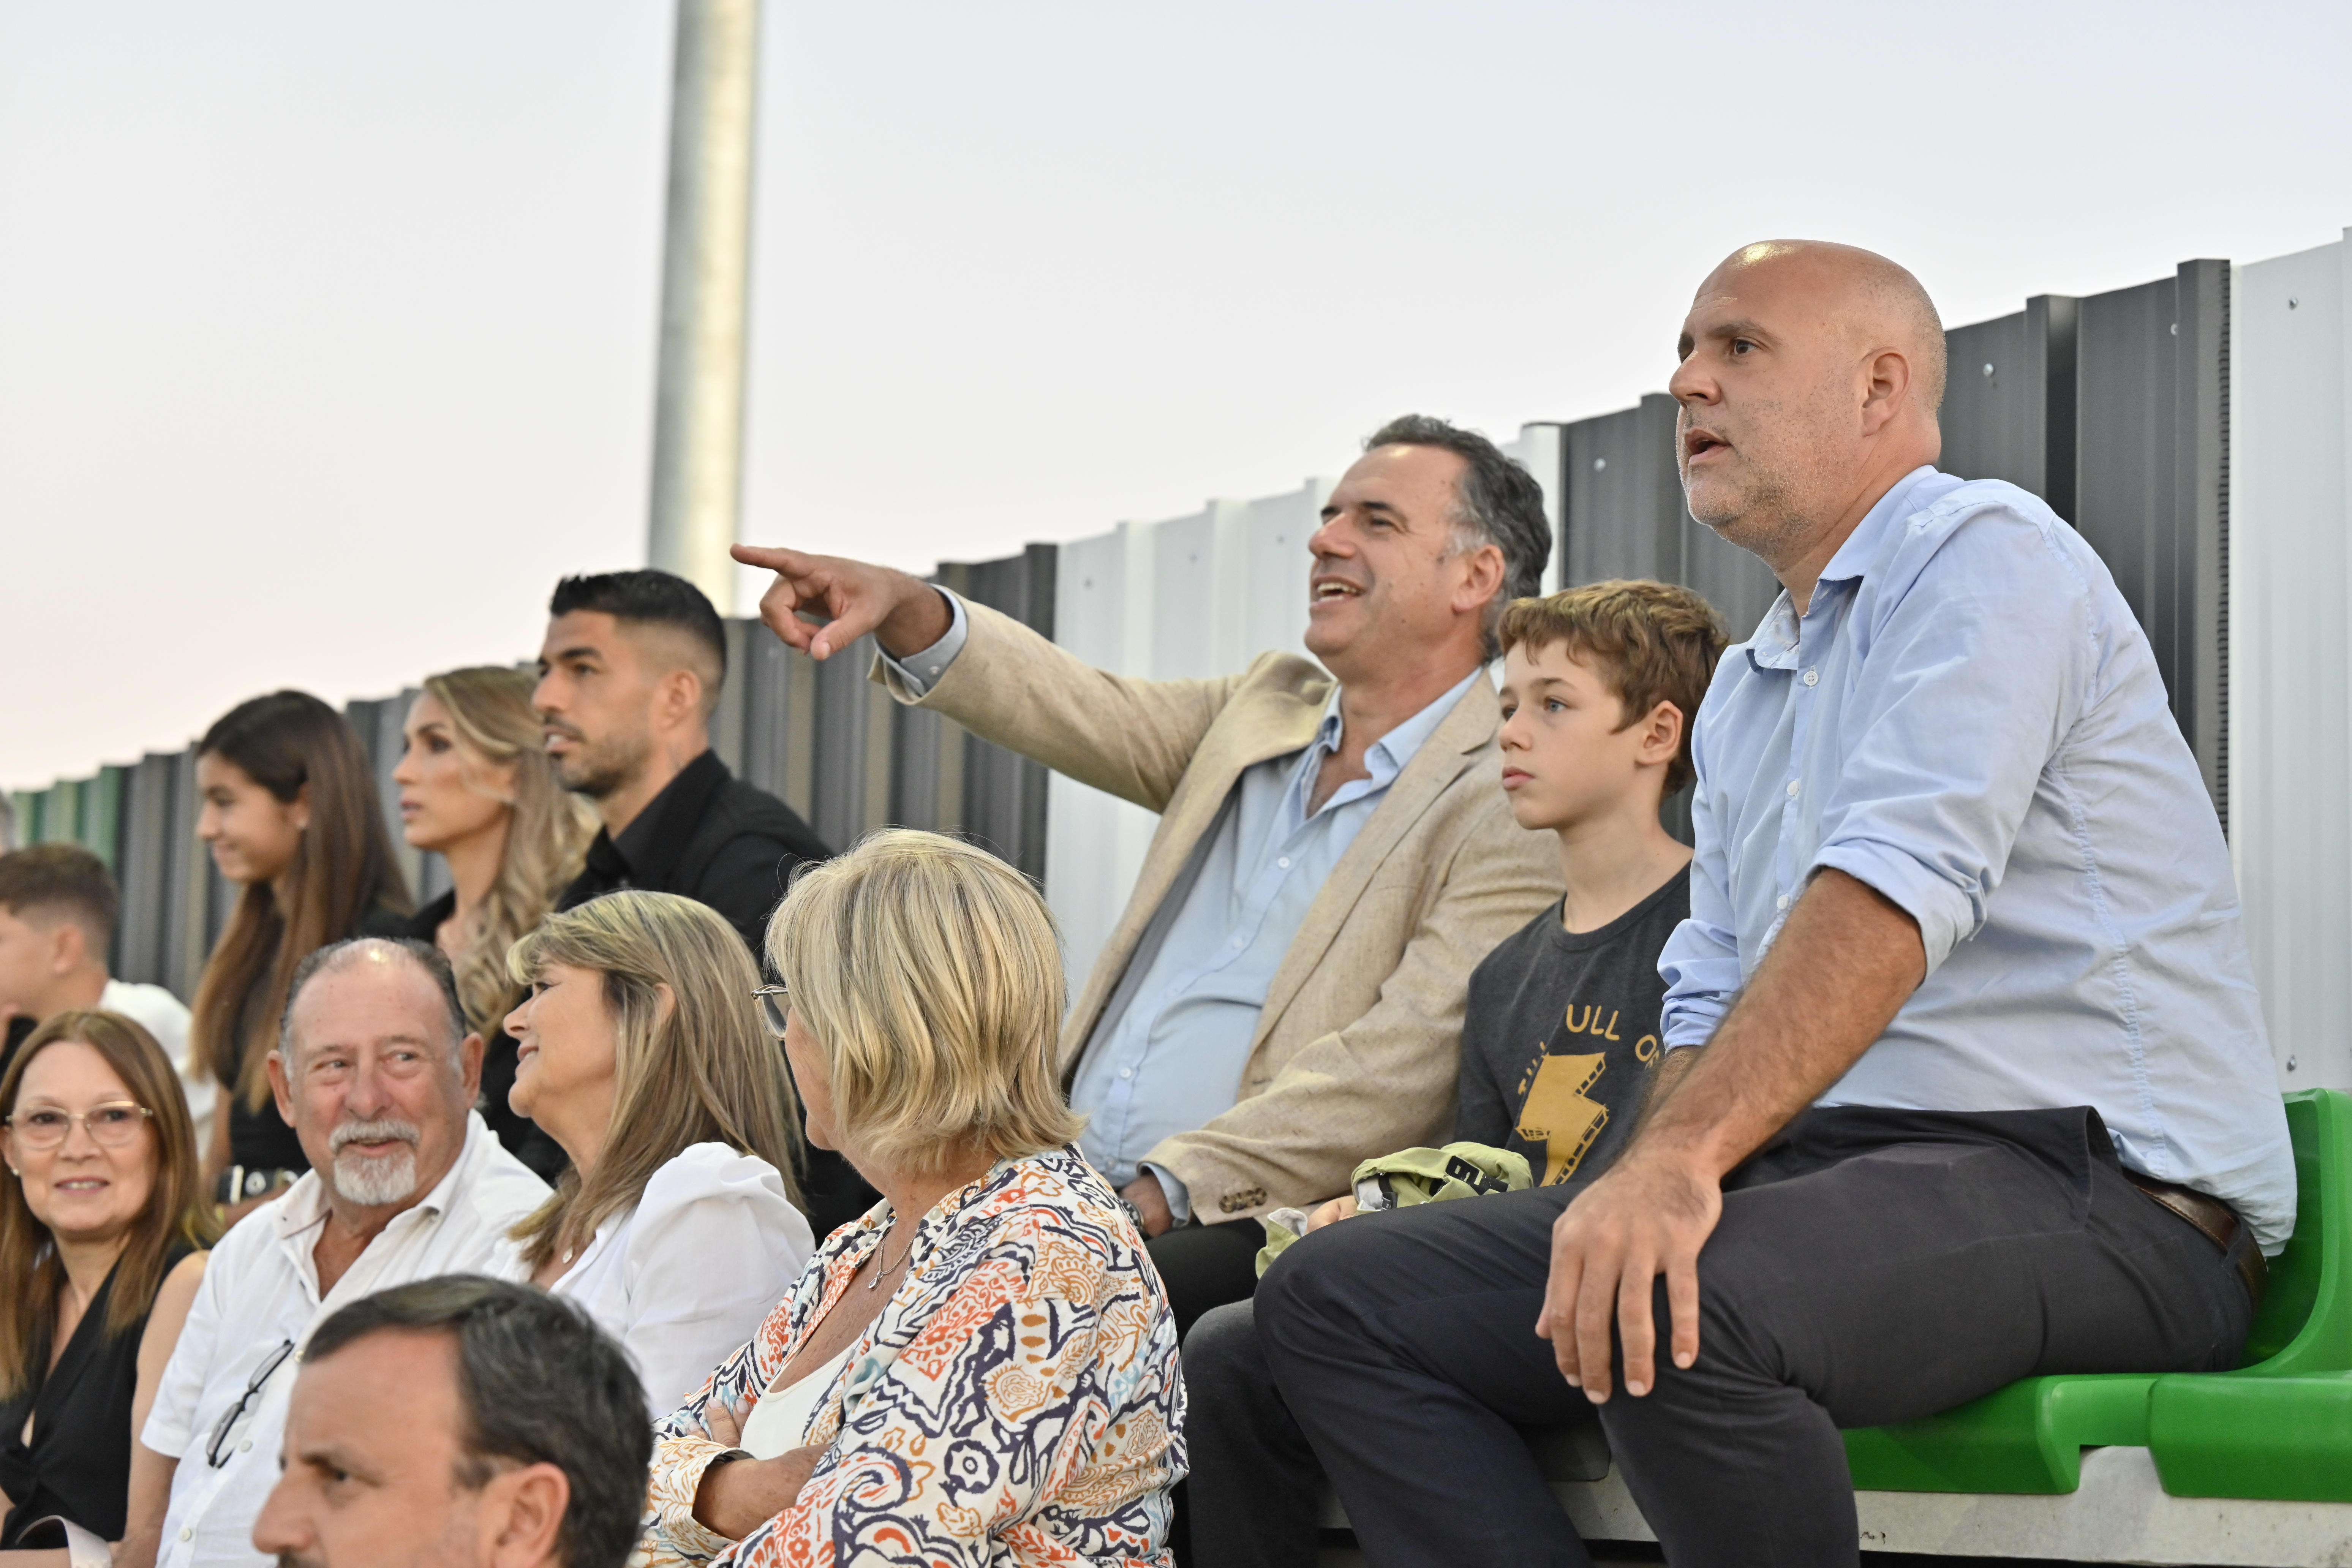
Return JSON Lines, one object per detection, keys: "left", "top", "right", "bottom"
{"left": 532, "top": 570, "right": 862, "bottom": 1228}
{"left": 1183, "top": 580, "right": 1727, "bottom": 1568}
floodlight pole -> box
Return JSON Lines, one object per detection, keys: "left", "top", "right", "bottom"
{"left": 646, "top": 0, "right": 761, "bottom": 608}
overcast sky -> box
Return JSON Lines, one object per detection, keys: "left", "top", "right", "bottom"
{"left": 5, "top": 0, "right": 2349, "bottom": 789}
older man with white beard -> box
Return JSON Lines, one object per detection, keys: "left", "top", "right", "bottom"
{"left": 113, "top": 938, "right": 548, "bottom": 1568}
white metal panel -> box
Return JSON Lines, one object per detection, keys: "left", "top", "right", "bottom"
{"left": 1045, "top": 523, "right": 1164, "bottom": 995}
{"left": 1148, "top": 503, "right": 1242, "bottom": 680}
{"left": 1502, "top": 422, "right": 1567, "bottom": 591}
{"left": 2230, "top": 237, "right": 2352, "bottom": 1090}
{"left": 1235, "top": 481, "right": 1328, "bottom": 664}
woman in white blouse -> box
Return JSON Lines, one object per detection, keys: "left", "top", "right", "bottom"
{"left": 501, "top": 890, "right": 814, "bottom": 1413}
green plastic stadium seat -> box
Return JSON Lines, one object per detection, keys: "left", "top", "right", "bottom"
{"left": 1841, "top": 1089, "right": 2351, "bottom": 1497}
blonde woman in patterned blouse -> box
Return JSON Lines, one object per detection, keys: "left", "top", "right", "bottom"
{"left": 640, "top": 828, "right": 1185, "bottom": 1568}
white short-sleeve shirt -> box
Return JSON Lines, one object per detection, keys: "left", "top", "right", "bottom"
{"left": 548, "top": 1142, "right": 814, "bottom": 1415}
{"left": 142, "top": 1113, "right": 548, "bottom": 1568}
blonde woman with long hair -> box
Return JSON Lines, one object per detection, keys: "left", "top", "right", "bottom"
{"left": 392, "top": 665, "right": 596, "bottom": 1179}
{"left": 502, "top": 890, "right": 814, "bottom": 1414}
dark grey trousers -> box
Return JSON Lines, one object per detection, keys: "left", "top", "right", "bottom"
{"left": 1184, "top": 1299, "right": 1327, "bottom": 1568}
{"left": 1254, "top": 1106, "right": 2256, "bottom": 1568}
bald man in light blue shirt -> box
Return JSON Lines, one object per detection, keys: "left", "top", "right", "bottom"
{"left": 1255, "top": 242, "right": 2291, "bottom": 1568}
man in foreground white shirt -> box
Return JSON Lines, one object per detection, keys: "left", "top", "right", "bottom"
{"left": 118, "top": 938, "right": 547, "bottom": 1568}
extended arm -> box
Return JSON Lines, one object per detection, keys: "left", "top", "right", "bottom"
{"left": 736, "top": 545, "right": 1252, "bottom": 813}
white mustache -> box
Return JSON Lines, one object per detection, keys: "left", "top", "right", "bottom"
{"left": 329, "top": 1118, "right": 420, "bottom": 1154}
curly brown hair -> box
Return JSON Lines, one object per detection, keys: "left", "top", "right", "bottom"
{"left": 1498, "top": 580, "right": 1729, "bottom": 794}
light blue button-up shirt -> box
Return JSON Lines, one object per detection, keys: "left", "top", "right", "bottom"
{"left": 1658, "top": 468, "right": 2296, "bottom": 1252}
{"left": 1068, "top": 669, "right": 1481, "bottom": 1218}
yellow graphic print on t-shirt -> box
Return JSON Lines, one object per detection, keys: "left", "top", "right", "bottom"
{"left": 1516, "top": 1050, "right": 1608, "bottom": 1185}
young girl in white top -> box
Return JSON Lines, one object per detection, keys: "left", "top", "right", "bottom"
{"left": 502, "top": 890, "right": 813, "bottom": 1413}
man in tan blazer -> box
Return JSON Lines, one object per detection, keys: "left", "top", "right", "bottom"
{"left": 735, "top": 415, "right": 1564, "bottom": 1331}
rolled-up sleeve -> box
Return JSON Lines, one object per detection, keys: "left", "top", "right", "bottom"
{"left": 1808, "top": 507, "right": 2091, "bottom": 974}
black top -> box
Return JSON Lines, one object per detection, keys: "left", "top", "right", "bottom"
{"left": 224, "top": 902, "right": 413, "bottom": 1176}
{"left": 401, "top": 893, "right": 567, "bottom": 1182}
{"left": 555, "top": 752, "right": 873, "bottom": 1230}
{"left": 556, "top": 750, "right": 830, "bottom": 952}
{"left": 1456, "top": 871, "right": 1691, "bottom": 1189}
{"left": 0, "top": 1244, "right": 197, "bottom": 1545}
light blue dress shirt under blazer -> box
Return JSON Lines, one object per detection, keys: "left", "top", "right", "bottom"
{"left": 1658, "top": 467, "right": 2295, "bottom": 1252}
{"left": 1067, "top": 668, "right": 1482, "bottom": 1219}
{"left": 885, "top": 591, "right": 1483, "bottom": 1224}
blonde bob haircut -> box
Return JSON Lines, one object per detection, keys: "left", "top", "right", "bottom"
{"left": 766, "top": 828, "right": 1083, "bottom": 1176}
{"left": 506, "top": 890, "right": 802, "bottom": 1271}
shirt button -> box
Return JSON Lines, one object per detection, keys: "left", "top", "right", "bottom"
{"left": 181, "top": 1529, "right": 194, "bottom": 1542}
{"left": 1231, "top": 937, "right": 1245, "bottom": 950}
{"left": 1802, "top": 669, "right": 1819, "bottom": 686}
{"left": 1119, "top": 1067, "right": 1134, "bottom": 1080}
{"left": 1277, "top": 856, "right": 1291, "bottom": 869}
{"left": 1777, "top": 893, "right": 1791, "bottom": 910}
{"left": 240, "top": 1439, "right": 253, "bottom": 1453}
{"left": 1786, "top": 779, "right": 1801, "bottom": 797}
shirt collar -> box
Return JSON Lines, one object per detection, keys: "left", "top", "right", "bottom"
{"left": 1815, "top": 464, "right": 1940, "bottom": 590}
{"left": 271, "top": 1111, "right": 491, "bottom": 1262}
{"left": 590, "top": 749, "right": 731, "bottom": 886}
{"left": 1746, "top": 465, "right": 1941, "bottom": 672}
{"left": 1315, "top": 666, "right": 1484, "bottom": 785}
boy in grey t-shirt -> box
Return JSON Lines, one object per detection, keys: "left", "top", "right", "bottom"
{"left": 1185, "top": 580, "right": 1730, "bottom": 1568}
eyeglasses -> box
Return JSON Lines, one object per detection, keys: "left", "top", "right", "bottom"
{"left": 2, "top": 1102, "right": 154, "bottom": 1151}
{"left": 751, "top": 983, "right": 789, "bottom": 1041}
{"left": 207, "top": 1338, "right": 296, "bottom": 1467}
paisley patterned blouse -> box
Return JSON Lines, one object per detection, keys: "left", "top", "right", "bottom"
{"left": 641, "top": 1146, "right": 1185, "bottom": 1567}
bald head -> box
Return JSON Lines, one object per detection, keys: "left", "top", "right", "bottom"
{"left": 1703, "top": 241, "right": 1947, "bottom": 412}
{"left": 1668, "top": 240, "right": 1948, "bottom": 604}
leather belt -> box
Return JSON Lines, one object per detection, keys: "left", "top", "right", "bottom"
{"left": 2126, "top": 1173, "right": 2267, "bottom": 1308}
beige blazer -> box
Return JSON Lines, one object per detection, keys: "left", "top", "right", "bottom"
{"left": 873, "top": 600, "right": 1564, "bottom": 1222}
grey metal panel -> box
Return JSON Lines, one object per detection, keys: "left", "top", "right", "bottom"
{"left": 158, "top": 748, "right": 217, "bottom": 1002}
{"left": 343, "top": 693, "right": 421, "bottom": 905}
{"left": 808, "top": 633, "right": 884, "bottom": 854}
{"left": 943, "top": 544, "right": 1057, "bottom": 882}
{"left": 1938, "top": 296, "right": 2079, "bottom": 520}
{"left": 712, "top": 619, "right": 751, "bottom": 776}
{"left": 2073, "top": 261, "right": 2228, "bottom": 811}
{"left": 115, "top": 754, "right": 179, "bottom": 986}
{"left": 2176, "top": 259, "right": 2230, "bottom": 817}
{"left": 1562, "top": 396, "right": 1683, "bottom": 586}
{"left": 732, "top": 616, "right": 819, "bottom": 824}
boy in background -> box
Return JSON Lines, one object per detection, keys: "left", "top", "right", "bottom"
{"left": 1184, "top": 579, "right": 1728, "bottom": 1568}
{"left": 0, "top": 844, "right": 213, "bottom": 1149}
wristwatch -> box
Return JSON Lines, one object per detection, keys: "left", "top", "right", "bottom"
{"left": 1119, "top": 1195, "right": 1150, "bottom": 1234}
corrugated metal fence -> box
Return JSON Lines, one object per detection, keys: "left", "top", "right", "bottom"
{"left": 11, "top": 239, "right": 2339, "bottom": 1091}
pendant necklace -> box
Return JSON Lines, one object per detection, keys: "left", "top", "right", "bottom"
{"left": 866, "top": 1235, "right": 909, "bottom": 1292}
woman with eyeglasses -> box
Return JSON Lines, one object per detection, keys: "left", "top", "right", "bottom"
{"left": 502, "top": 890, "right": 813, "bottom": 1415}
{"left": 0, "top": 1011, "right": 213, "bottom": 1553}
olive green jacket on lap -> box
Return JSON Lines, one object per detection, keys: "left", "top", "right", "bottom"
{"left": 872, "top": 599, "right": 1564, "bottom": 1223}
